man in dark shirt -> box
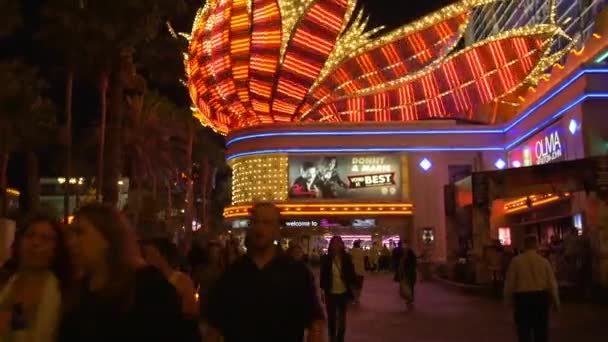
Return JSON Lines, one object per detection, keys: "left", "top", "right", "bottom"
{"left": 206, "top": 202, "right": 325, "bottom": 342}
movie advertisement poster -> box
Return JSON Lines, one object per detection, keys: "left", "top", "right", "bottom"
{"left": 288, "top": 155, "right": 402, "bottom": 200}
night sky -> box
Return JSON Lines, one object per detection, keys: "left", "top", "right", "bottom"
{"left": 360, "top": 0, "right": 455, "bottom": 30}
{"left": 5, "top": 0, "right": 454, "bottom": 187}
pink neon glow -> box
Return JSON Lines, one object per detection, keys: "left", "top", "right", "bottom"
{"left": 323, "top": 235, "right": 401, "bottom": 245}
{"left": 499, "top": 227, "right": 512, "bottom": 246}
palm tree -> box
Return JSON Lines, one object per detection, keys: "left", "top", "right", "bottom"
{"left": 37, "top": 0, "right": 92, "bottom": 220}
{"left": 0, "top": 0, "right": 21, "bottom": 38}
{"left": 0, "top": 61, "right": 54, "bottom": 216}
{"left": 122, "top": 88, "right": 186, "bottom": 226}
{"left": 192, "top": 130, "right": 225, "bottom": 232}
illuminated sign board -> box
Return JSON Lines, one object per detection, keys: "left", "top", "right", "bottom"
{"left": 508, "top": 123, "right": 565, "bottom": 167}
{"left": 352, "top": 219, "right": 376, "bottom": 228}
{"left": 232, "top": 219, "right": 250, "bottom": 229}
{"left": 283, "top": 219, "right": 342, "bottom": 228}
{"left": 288, "top": 155, "right": 402, "bottom": 200}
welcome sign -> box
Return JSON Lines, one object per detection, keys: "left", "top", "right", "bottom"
{"left": 508, "top": 122, "right": 566, "bottom": 167}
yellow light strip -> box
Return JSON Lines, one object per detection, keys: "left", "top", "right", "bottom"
{"left": 224, "top": 202, "right": 415, "bottom": 217}
{"left": 225, "top": 210, "right": 413, "bottom": 218}
{"left": 6, "top": 188, "right": 20, "bottom": 196}
{"left": 505, "top": 206, "right": 528, "bottom": 214}
{"left": 531, "top": 196, "right": 560, "bottom": 207}
{"left": 504, "top": 192, "right": 569, "bottom": 213}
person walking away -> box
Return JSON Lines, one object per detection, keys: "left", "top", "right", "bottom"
{"left": 193, "top": 242, "right": 224, "bottom": 336}
{"left": 225, "top": 238, "right": 243, "bottom": 266}
{"left": 320, "top": 236, "right": 356, "bottom": 342}
{"left": 287, "top": 244, "right": 306, "bottom": 263}
{"left": 369, "top": 242, "right": 380, "bottom": 272}
{"left": 380, "top": 245, "right": 391, "bottom": 271}
{"left": 486, "top": 240, "right": 505, "bottom": 289}
{"left": 141, "top": 238, "right": 199, "bottom": 318}
{"left": 58, "top": 203, "right": 197, "bottom": 342}
{"left": 392, "top": 240, "right": 404, "bottom": 280}
{"left": 350, "top": 240, "right": 365, "bottom": 304}
{"left": 397, "top": 242, "right": 417, "bottom": 309}
{"left": 0, "top": 214, "right": 70, "bottom": 341}
{"left": 205, "top": 203, "right": 325, "bottom": 342}
{"left": 504, "top": 236, "right": 560, "bottom": 342}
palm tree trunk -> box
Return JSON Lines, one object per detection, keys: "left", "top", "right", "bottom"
{"left": 132, "top": 162, "right": 142, "bottom": 228}
{"left": 183, "top": 124, "right": 194, "bottom": 246}
{"left": 200, "top": 158, "right": 211, "bottom": 230}
{"left": 103, "top": 56, "right": 131, "bottom": 206}
{"left": 26, "top": 150, "right": 40, "bottom": 213}
{"left": 166, "top": 179, "right": 173, "bottom": 220}
{"left": 96, "top": 71, "right": 108, "bottom": 202}
{"left": 152, "top": 173, "right": 158, "bottom": 200}
{"left": 0, "top": 148, "right": 9, "bottom": 217}
{"left": 63, "top": 69, "right": 74, "bottom": 222}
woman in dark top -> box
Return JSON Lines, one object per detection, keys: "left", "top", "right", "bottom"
{"left": 59, "top": 203, "right": 198, "bottom": 342}
{"left": 320, "top": 236, "right": 356, "bottom": 342}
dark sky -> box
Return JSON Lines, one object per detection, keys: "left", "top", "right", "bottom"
{"left": 359, "top": 0, "right": 456, "bottom": 30}
{"left": 5, "top": 0, "right": 454, "bottom": 185}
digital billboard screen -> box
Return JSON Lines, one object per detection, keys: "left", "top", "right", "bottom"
{"left": 288, "top": 155, "right": 402, "bottom": 200}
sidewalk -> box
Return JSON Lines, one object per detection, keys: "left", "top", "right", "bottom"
{"left": 343, "top": 273, "right": 608, "bottom": 341}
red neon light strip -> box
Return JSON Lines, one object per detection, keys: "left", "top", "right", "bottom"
{"left": 249, "top": 0, "right": 282, "bottom": 118}
{"left": 272, "top": 0, "right": 348, "bottom": 117}
{"left": 299, "top": 14, "right": 466, "bottom": 121}
{"left": 230, "top": 0, "right": 255, "bottom": 122}
{"left": 319, "top": 36, "right": 546, "bottom": 122}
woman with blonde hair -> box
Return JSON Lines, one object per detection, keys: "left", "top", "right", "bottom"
{"left": 58, "top": 203, "right": 198, "bottom": 341}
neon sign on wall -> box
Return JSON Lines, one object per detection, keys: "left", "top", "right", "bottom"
{"left": 508, "top": 123, "right": 565, "bottom": 167}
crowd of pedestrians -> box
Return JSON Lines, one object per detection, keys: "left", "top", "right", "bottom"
{"left": 0, "top": 200, "right": 564, "bottom": 342}
{"left": 0, "top": 201, "right": 425, "bottom": 342}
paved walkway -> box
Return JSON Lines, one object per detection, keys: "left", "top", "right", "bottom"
{"left": 344, "top": 273, "right": 607, "bottom": 341}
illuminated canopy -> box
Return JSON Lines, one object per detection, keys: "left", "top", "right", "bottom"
{"left": 186, "top": 0, "right": 570, "bottom": 134}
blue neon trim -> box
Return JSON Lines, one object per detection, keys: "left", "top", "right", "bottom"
{"left": 226, "top": 146, "right": 504, "bottom": 161}
{"left": 227, "top": 129, "right": 503, "bottom": 145}
{"left": 505, "top": 93, "right": 608, "bottom": 150}
{"left": 226, "top": 68, "right": 608, "bottom": 147}
{"left": 226, "top": 91, "right": 608, "bottom": 161}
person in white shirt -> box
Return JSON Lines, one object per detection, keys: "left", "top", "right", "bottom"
{"left": 0, "top": 215, "right": 69, "bottom": 342}
{"left": 504, "top": 236, "right": 560, "bottom": 342}
{"left": 350, "top": 241, "right": 366, "bottom": 304}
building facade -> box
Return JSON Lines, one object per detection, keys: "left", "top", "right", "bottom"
{"left": 224, "top": 16, "right": 608, "bottom": 286}
{"left": 186, "top": 0, "right": 608, "bottom": 285}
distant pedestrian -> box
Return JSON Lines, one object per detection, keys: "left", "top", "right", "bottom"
{"left": 205, "top": 203, "right": 325, "bottom": 342}
{"left": 397, "top": 241, "right": 417, "bottom": 309}
{"left": 392, "top": 240, "right": 404, "bottom": 281}
{"left": 287, "top": 243, "right": 306, "bottom": 263}
{"left": 350, "top": 240, "right": 366, "bottom": 304}
{"left": 320, "top": 236, "right": 356, "bottom": 342}
{"left": 504, "top": 235, "right": 560, "bottom": 342}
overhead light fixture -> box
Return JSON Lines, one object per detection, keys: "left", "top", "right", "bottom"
{"left": 419, "top": 158, "right": 432, "bottom": 171}
{"left": 494, "top": 158, "right": 506, "bottom": 169}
